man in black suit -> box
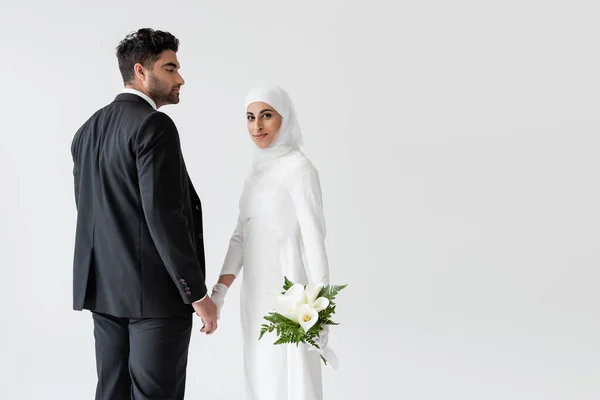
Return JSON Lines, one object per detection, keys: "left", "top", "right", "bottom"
{"left": 71, "top": 28, "right": 217, "bottom": 400}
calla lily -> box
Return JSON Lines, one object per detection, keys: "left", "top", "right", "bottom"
{"left": 285, "top": 283, "right": 306, "bottom": 302}
{"left": 276, "top": 295, "right": 300, "bottom": 320}
{"left": 304, "top": 282, "right": 329, "bottom": 312}
{"left": 275, "top": 283, "right": 306, "bottom": 320}
{"left": 304, "top": 283, "right": 324, "bottom": 304}
{"left": 297, "top": 304, "right": 319, "bottom": 332}
{"left": 310, "top": 296, "right": 330, "bottom": 312}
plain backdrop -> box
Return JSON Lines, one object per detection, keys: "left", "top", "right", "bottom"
{"left": 1, "top": 1, "right": 599, "bottom": 399}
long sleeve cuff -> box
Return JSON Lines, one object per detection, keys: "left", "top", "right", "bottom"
{"left": 193, "top": 293, "right": 208, "bottom": 304}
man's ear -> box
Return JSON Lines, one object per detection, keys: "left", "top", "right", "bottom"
{"left": 133, "top": 63, "right": 146, "bottom": 82}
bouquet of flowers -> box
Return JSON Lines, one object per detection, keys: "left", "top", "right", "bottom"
{"left": 258, "top": 277, "right": 347, "bottom": 365}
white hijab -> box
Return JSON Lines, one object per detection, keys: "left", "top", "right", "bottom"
{"left": 244, "top": 85, "right": 304, "bottom": 167}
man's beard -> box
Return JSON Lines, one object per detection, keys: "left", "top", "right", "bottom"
{"left": 148, "top": 74, "right": 180, "bottom": 106}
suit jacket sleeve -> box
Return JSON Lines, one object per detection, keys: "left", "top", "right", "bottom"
{"left": 71, "top": 128, "right": 83, "bottom": 209}
{"left": 135, "top": 111, "right": 207, "bottom": 303}
{"left": 72, "top": 161, "right": 79, "bottom": 209}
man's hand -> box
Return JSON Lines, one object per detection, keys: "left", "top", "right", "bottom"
{"left": 192, "top": 296, "right": 218, "bottom": 334}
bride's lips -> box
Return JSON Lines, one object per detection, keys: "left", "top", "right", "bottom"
{"left": 253, "top": 133, "right": 268, "bottom": 139}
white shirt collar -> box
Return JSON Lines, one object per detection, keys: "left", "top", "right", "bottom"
{"left": 121, "top": 88, "right": 157, "bottom": 110}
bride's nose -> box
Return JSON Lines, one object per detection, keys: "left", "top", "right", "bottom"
{"left": 253, "top": 121, "right": 264, "bottom": 133}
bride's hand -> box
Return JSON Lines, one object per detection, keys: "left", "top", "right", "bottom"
{"left": 318, "top": 325, "right": 329, "bottom": 349}
{"left": 210, "top": 283, "right": 228, "bottom": 319}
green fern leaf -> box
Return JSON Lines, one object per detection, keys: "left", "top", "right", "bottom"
{"left": 321, "top": 284, "right": 347, "bottom": 301}
{"left": 281, "top": 276, "right": 295, "bottom": 293}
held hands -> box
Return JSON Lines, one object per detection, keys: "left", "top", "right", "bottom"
{"left": 192, "top": 296, "right": 218, "bottom": 334}
{"left": 192, "top": 281, "right": 229, "bottom": 335}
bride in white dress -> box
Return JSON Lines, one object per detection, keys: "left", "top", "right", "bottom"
{"left": 209, "top": 85, "right": 331, "bottom": 400}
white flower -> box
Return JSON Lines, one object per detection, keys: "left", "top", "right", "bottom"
{"left": 285, "top": 283, "right": 306, "bottom": 302}
{"left": 275, "top": 283, "right": 306, "bottom": 320}
{"left": 275, "top": 281, "right": 329, "bottom": 322}
{"left": 297, "top": 304, "right": 319, "bottom": 332}
{"left": 275, "top": 296, "right": 298, "bottom": 320}
{"left": 304, "top": 282, "right": 330, "bottom": 312}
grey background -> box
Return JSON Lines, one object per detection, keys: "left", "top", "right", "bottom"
{"left": 1, "top": 1, "right": 598, "bottom": 399}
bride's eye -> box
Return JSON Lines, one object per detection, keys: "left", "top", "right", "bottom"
{"left": 262, "top": 113, "right": 272, "bottom": 119}
{"left": 247, "top": 116, "right": 255, "bottom": 121}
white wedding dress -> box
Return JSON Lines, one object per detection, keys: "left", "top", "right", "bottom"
{"left": 220, "top": 148, "right": 330, "bottom": 400}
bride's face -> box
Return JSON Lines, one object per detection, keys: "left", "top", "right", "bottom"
{"left": 246, "top": 101, "right": 282, "bottom": 149}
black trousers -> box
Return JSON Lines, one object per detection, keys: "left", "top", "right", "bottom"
{"left": 92, "top": 312, "right": 193, "bottom": 400}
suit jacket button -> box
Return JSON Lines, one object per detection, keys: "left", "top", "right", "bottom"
{"left": 198, "top": 233, "right": 203, "bottom": 239}
{"left": 195, "top": 205, "right": 200, "bottom": 211}
{"left": 186, "top": 291, "right": 192, "bottom": 296}
{"left": 185, "top": 287, "right": 190, "bottom": 291}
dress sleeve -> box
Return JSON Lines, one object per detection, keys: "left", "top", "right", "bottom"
{"left": 220, "top": 214, "right": 244, "bottom": 276}
{"left": 289, "top": 166, "right": 330, "bottom": 285}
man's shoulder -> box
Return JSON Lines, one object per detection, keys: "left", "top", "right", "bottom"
{"left": 72, "top": 107, "right": 105, "bottom": 148}
{"left": 135, "top": 111, "right": 179, "bottom": 141}
{"left": 109, "top": 96, "right": 157, "bottom": 117}
{"left": 72, "top": 100, "right": 161, "bottom": 145}
{"left": 141, "top": 109, "right": 176, "bottom": 126}
{"left": 94, "top": 99, "right": 173, "bottom": 130}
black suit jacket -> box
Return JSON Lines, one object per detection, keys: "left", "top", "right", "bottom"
{"left": 71, "top": 93, "right": 207, "bottom": 318}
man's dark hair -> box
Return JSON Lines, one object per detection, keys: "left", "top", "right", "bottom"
{"left": 116, "top": 28, "right": 179, "bottom": 85}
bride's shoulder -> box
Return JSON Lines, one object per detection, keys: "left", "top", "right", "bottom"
{"left": 281, "top": 150, "right": 316, "bottom": 172}
{"left": 280, "top": 151, "right": 320, "bottom": 185}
